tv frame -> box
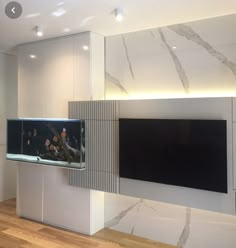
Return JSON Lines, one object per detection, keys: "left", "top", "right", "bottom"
{"left": 119, "top": 118, "right": 228, "bottom": 193}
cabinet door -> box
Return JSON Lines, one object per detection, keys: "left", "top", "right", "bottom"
{"left": 17, "top": 163, "right": 43, "bottom": 221}
{"left": 18, "top": 33, "right": 90, "bottom": 118}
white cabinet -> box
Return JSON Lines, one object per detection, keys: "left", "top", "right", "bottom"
{"left": 17, "top": 163, "right": 44, "bottom": 221}
{"left": 18, "top": 32, "right": 104, "bottom": 118}
{"left": 17, "top": 32, "right": 105, "bottom": 234}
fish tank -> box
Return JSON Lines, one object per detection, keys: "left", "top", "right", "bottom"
{"left": 6, "top": 119, "right": 85, "bottom": 170}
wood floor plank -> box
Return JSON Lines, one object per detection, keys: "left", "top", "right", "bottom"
{"left": 94, "top": 228, "right": 176, "bottom": 248}
{"left": 38, "top": 228, "right": 101, "bottom": 248}
{"left": 20, "top": 244, "right": 45, "bottom": 248}
{"left": 2, "top": 228, "right": 61, "bottom": 248}
{"left": 0, "top": 199, "right": 176, "bottom": 248}
{"left": 0, "top": 232, "right": 27, "bottom": 248}
{"left": 0, "top": 214, "right": 44, "bottom": 232}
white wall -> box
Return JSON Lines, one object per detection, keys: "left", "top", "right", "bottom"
{"left": 0, "top": 53, "right": 17, "bottom": 201}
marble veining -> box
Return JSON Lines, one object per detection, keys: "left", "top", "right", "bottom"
{"left": 106, "top": 14, "right": 236, "bottom": 99}
{"left": 177, "top": 208, "right": 191, "bottom": 248}
{"left": 168, "top": 24, "right": 236, "bottom": 78}
{"left": 105, "top": 198, "right": 142, "bottom": 228}
{"left": 131, "top": 199, "right": 144, "bottom": 235}
{"left": 150, "top": 30, "right": 156, "bottom": 39}
{"left": 131, "top": 225, "right": 135, "bottom": 235}
{"left": 142, "top": 200, "right": 160, "bottom": 215}
{"left": 105, "top": 192, "right": 236, "bottom": 247}
{"left": 105, "top": 195, "right": 186, "bottom": 246}
{"left": 158, "top": 28, "right": 190, "bottom": 93}
{"left": 122, "top": 35, "right": 135, "bottom": 80}
{"left": 105, "top": 72, "right": 128, "bottom": 94}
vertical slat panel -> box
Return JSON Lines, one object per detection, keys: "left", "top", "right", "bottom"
{"left": 68, "top": 100, "right": 119, "bottom": 193}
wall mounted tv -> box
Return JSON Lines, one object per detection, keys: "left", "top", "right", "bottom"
{"left": 7, "top": 119, "right": 85, "bottom": 170}
{"left": 119, "top": 119, "right": 227, "bottom": 193}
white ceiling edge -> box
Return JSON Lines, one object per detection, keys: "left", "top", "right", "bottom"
{"left": 104, "top": 12, "right": 236, "bottom": 37}
{"left": 0, "top": 0, "right": 236, "bottom": 52}
{"left": 16, "top": 31, "right": 91, "bottom": 48}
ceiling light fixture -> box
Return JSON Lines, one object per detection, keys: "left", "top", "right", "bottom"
{"left": 25, "top": 13, "right": 40, "bottom": 19}
{"left": 115, "top": 8, "right": 124, "bottom": 22}
{"left": 52, "top": 8, "right": 66, "bottom": 17}
{"left": 35, "top": 26, "right": 43, "bottom": 37}
{"left": 79, "top": 16, "right": 96, "bottom": 27}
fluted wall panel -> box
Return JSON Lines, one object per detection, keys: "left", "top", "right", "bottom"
{"left": 69, "top": 100, "right": 119, "bottom": 120}
{"left": 68, "top": 101, "right": 119, "bottom": 193}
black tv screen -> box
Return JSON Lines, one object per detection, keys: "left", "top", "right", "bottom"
{"left": 7, "top": 119, "right": 85, "bottom": 169}
{"left": 119, "top": 119, "right": 227, "bottom": 193}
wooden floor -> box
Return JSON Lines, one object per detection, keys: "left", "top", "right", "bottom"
{"left": 0, "top": 199, "right": 175, "bottom": 248}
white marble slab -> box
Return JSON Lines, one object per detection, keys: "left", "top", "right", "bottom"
{"left": 105, "top": 14, "right": 236, "bottom": 246}
{"left": 105, "top": 14, "right": 236, "bottom": 99}
{"left": 105, "top": 192, "right": 236, "bottom": 247}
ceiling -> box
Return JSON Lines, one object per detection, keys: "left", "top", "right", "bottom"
{"left": 0, "top": 0, "right": 236, "bottom": 51}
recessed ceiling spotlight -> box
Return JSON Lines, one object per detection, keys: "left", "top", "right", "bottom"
{"left": 82, "top": 45, "right": 89, "bottom": 51}
{"left": 29, "top": 54, "right": 37, "bottom": 59}
{"left": 25, "top": 13, "right": 40, "bottom": 19}
{"left": 114, "top": 8, "right": 124, "bottom": 22}
{"left": 63, "top": 28, "right": 71, "bottom": 32}
{"left": 172, "top": 46, "right": 177, "bottom": 50}
{"left": 57, "top": 1, "right": 65, "bottom": 6}
{"left": 52, "top": 8, "right": 66, "bottom": 17}
{"left": 35, "top": 26, "right": 43, "bottom": 37}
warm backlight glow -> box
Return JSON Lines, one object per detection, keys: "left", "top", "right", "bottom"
{"left": 106, "top": 91, "right": 236, "bottom": 100}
